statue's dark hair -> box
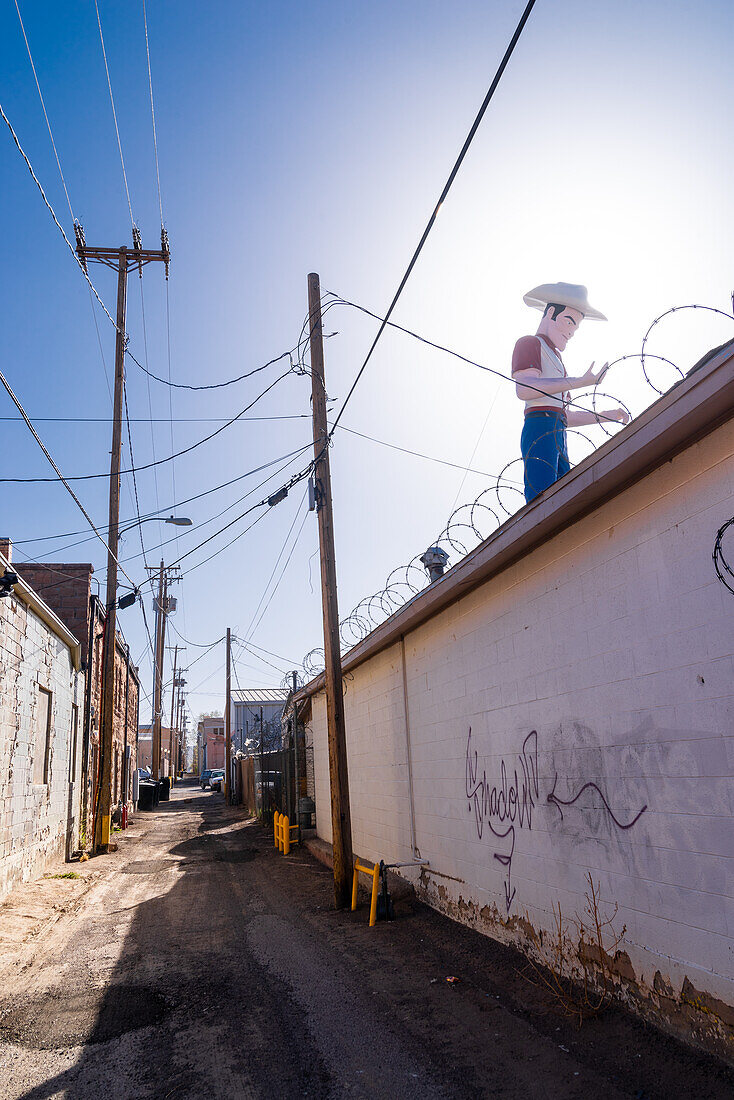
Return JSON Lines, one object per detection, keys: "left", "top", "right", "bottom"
{"left": 543, "top": 302, "right": 568, "bottom": 320}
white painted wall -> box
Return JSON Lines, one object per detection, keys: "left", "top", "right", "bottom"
{"left": 309, "top": 419, "right": 734, "bottom": 1041}
{"left": 0, "top": 593, "right": 84, "bottom": 900}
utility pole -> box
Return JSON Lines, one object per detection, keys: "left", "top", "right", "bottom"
{"left": 292, "top": 670, "right": 301, "bottom": 842}
{"left": 151, "top": 562, "right": 166, "bottom": 780}
{"left": 225, "top": 628, "right": 231, "bottom": 803}
{"left": 307, "top": 273, "right": 353, "bottom": 908}
{"left": 76, "top": 228, "right": 169, "bottom": 853}
{"left": 259, "top": 705, "right": 265, "bottom": 819}
{"left": 177, "top": 692, "right": 186, "bottom": 774}
{"left": 168, "top": 645, "right": 178, "bottom": 785}
{"left": 147, "top": 561, "right": 180, "bottom": 780}
{"left": 174, "top": 677, "right": 184, "bottom": 775}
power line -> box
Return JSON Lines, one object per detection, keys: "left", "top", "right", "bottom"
{"left": 123, "top": 376, "right": 153, "bottom": 573}
{"left": 332, "top": 422, "right": 522, "bottom": 486}
{"left": 241, "top": 639, "right": 299, "bottom": 667}
{"left": 327, "top": 0, "right": 538, "bottom": 435}
{"left": 324, "top": 293, "right": 625, "bottom": 427}
{"left": 137, "top": 274, "right": 164, "bottom": 537}
{"left": 169, "top": 457, "right": 312, "bottom": 574}
{"left": 141, "top": 0, "right": 164, "bottom": 225}
{"left": 0, "top": 367, "right": 137, "bottom": 590}
{"left": 0, "top": 413, "right": 310, "bottom": 424}
{"left": 115, "top": 446, "right": 313, "bottom": 568}
{"left": 246, "top": 506, "right": 310, "bottom": 645}
{"left": 94, "top": 0, "right": 135, "bottom": 227}
{"left": 168, "top": 622, "right": 224, "bottom": 649}
{"left": 125, "top": 343, "right": 299, "bottom": 391}
{"left": 11, "top": 442, "right": 313, "bottom": 549}
{"left": 242, "top": 490, "right": 310, "bottom": 644}
{"left": 0, "top": 367, "right": 295, "bottom": 482}
{"left": 13, "top": 0, "right": 75, "bottom": 222}
{"left": 0, "top": 100, "right": 119, "bottom": 329}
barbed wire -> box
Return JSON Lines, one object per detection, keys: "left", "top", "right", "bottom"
{"left": 713, "top": 517, "right": 734, "bottom": 596}
{"left": 298, "top": 301, "right": 734, "bottom": 681}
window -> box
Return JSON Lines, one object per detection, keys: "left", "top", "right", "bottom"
{"left": 69, "top": 704, "right": 79, "bottom": 783}
{"left": 33, "top": 686, "right": 52, "bottom": 785}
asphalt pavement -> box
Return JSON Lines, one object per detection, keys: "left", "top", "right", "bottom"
{"left": 0, "top": 780, "right": 731, "bottom": 1100}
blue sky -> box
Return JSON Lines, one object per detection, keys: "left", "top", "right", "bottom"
{"left": 2, "top": 0, "right": 733, "bottom": 728}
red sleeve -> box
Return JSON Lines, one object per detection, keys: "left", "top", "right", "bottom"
{"left": 512, "top": 335, "right": 541, "bottom": 375}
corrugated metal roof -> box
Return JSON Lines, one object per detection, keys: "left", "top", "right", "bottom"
{"left": 232, "top": 687, "right": 288, "bottom": 704}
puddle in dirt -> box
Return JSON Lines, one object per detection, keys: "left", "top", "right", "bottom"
{"left": 0, "top": 985, "right": 169, "bottom": 1048}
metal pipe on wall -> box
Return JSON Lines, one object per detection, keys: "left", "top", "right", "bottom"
{"left": 400, "top": 634, "right": 422, "bottom": 862}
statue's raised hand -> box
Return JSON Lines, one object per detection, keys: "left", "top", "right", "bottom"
{"left": 579, "top": 361, "right": 610, "bottom": 388}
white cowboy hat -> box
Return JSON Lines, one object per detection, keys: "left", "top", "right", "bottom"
{"left": 523, "top": 282, "right": 607, "bottom": 321}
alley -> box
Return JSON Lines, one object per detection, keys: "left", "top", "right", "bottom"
{"left": 0, "top": 783, "right": 731, "bottom": 1100}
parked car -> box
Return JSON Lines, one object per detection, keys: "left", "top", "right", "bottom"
{"left": 209, "top": 769, "right": 225, "bottom": 792}
{"left": 200, "top": 769, "right": 212, "bottom": 789}
{"left": 136, "top": 767, "right": 152, "bottom": 781}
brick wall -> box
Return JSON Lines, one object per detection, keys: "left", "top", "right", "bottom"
{"left": 0, "top": 590, "right": 84, "bottom": 901}
{"left": 309, "top": 418, "right": 734, "bottom": 1059}
{"left": 17, "top": 563, "right": 93, "bottom": 665}
{"left": 16, "top": 564, "right": 140, "bottom": 814}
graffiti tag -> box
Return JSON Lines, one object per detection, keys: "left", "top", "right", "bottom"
{"left": 547, "top": 774, "right": 647, "bottom": 830}
{"left": 465, "top": 728, "right": 538, "bottom": 912}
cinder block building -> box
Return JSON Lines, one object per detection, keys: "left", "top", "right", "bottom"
{"left": 0, "top": 547, "right": 84, "bottom": 901}
{"left": 6, "top": 545, "right": 140, "bottom": 838}
{"left": 298, "top": 341, "right": 734, "bottom": 1060}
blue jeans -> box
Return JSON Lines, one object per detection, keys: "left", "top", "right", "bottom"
{"left": 521, "top": 411, "right": 570, "bottom": 503}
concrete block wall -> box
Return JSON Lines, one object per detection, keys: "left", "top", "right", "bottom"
{"left": 309, "top": 418, "right": 734, "bottom": 1058}
{"left": 0, "top": 593, "right": 83, "bottom": 901}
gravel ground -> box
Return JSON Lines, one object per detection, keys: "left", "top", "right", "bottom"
{"left": 0, "top": 780, "right": 731, "bottom": 1100}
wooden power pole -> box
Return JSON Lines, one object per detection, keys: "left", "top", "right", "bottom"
{"left": 168, "top": 645, "right": 178, "bottom": 784}
{"left": 225, "top": 627, "right": 231, "bottom": 803}
{"left": 76, "top": 231, "right": 169, "bottom": 853}
{"left": 151, "top": 561, "right": 166, "bottom": 780}
{"left": 307, "top": 272, "right": 353, "bottom": 908}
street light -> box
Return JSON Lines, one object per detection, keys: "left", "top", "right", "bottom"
{"left": 118, "top": 515, "right": 192, "bottom": 540}
{"left": 113, "top": 519, "right": 192, "bottom": 612}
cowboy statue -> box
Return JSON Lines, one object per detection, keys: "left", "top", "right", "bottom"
{"left": 513, "top": 282, "right": 629, "bottom": 503}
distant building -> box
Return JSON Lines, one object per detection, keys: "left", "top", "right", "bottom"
{"left": 0, "top": 546, "right": 84, "bottom": 901}
{"left": 231, "top": 688, "right": 288, "bottom": 755}
{"left": 137, "top": 725, "right": 172, "bottom": 774}
{"left": 197, "top": 716, "right": 225, "bottom": 772}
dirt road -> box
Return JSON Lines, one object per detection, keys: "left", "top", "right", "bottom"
{"left": 0, "top": 781, "right": 730, "bottom": 1099}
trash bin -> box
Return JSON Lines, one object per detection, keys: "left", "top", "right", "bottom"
{"left": 137, "top": 779, "right": 156, "bottom": 811}
{"left": 159, "top": 776, "right": 171, "bottom": 801}
{"left": 298, "top": 796, "right": 315, "bottom": 829}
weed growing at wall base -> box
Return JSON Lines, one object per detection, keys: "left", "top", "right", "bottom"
{"left": 521, "top": 872, "right": 626, "bottom": 1026}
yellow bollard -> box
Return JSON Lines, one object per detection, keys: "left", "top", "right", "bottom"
{"left": 369, "top": 862, "right": 380, "bottom": 928}
{"left": 283, "top": 815, "right": 290, "bottom": 855}
{"left": 351, "top": 859, "right": 381, "bottom": 927}
{"left": 274, "top": 811, "right": 279, "bottom": 848}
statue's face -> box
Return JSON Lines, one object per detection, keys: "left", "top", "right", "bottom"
{"left": 546, "top": 306, "right": 584, "bottom": 351}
